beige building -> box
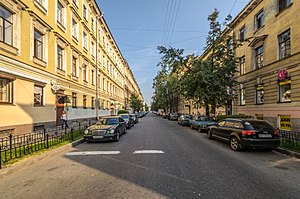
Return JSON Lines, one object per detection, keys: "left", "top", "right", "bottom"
{"left": 231, "top": 0, "right": 300, "bottom": 130}
{"left": 0, "top": 0, "right": 143, "bottom": 135}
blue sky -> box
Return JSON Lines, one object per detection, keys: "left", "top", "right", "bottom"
{"left": 97, "top": 0, "right": 250, "bottom": 105}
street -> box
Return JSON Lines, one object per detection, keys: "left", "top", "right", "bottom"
{"left": 0, "top": 113, "right": 299, "bottom": 199}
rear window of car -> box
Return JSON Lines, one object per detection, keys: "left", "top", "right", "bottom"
{"left": 243, "top": 121, "right": 274, "bottom": 130}
{"left": 121, "top": 115, "right": 129, "bottom": 119}
{"left": 184, "top": 115, "right": 190, "bottom": 119}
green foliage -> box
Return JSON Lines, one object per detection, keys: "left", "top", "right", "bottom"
{"left": 130, "top": 94, "right": 143, "bottom": 112}
{"left": 118, "top": 110, "right": 129, "bottom": 115}
{"left": 215, "top": 114, "right": 252, "bottom": 122}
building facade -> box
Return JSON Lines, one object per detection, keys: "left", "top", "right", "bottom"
{"left": 0, "top": 0, "right": 143, "bottom": 135}
{"left": 231, "top": 0, "right": 300, "bottom": 130}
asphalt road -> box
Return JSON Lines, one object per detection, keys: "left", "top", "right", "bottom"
{"left": 0, "top": 113, "right": 299, "bottom": 199}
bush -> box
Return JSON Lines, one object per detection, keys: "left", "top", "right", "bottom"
{"left": 215, "top": 114, "right": 252, "bottom": 122}
{"left": 118, "top": 110, "right": 129, "bottom": 115}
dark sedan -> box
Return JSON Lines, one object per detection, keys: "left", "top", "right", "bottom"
{"left": 84, "top": 116, "right": 126, "bottom": 142}
{"left": 207, "top": 118, "right": 280, "bottom": 151}
{"left": 119, "top": 114, "right": 134, "bottom": 129}
{"left": 178, "top": 115, "right": 191, "bottom": 126}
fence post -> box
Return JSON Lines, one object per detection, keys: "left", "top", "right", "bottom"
{"left": 71, "top": 128, "right": 74, "bottom": 141}
{"left": 46, "top": 134, "right": 49, "bottom": 149}
{"left": 9, "top": 134, "right": 12, "bottom": 160}
{"left": 43, "top": 128, "right": 46, "bottom": 148}
{"left": 0, "top": 146, "right": 2, "bottom": 169}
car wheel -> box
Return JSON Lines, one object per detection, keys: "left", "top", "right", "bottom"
{"left": 230, "top": 136, "right": 240, "bottom": 151}
{"left": 207, "top": 130, "right": 213, "bottom": 139}
{"left": 115, "top": 132, "right": 120, "bottom": 142}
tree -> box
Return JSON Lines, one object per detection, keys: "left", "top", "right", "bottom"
{"left": 130, "top": 93, "right": 143, "bottom": 112}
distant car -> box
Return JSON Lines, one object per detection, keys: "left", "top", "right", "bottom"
{"left": 169, "top": 113, "right": 179, "bottom": 121}
{"left": 130, "top": 114, "right": 139, "bottom": 124}
{"left": 207, "top": 118, "right": 280, "bottom": 151}
{"left": 190, "top": 116, "right": 216, "bottom": 132}
{"left": 178, "top": 115, "right": 191, "bottom": 126}
{"left": 120, "top": 114, "right": 134, "bottom": 129}
{"left": 84, "top": 116, "right": 126, "bottom": 142}
{"left": 162, "top": 113, "right": 168, "bottom": 119}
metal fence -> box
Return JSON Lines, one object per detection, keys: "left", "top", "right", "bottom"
{"left": 0, "top": 120, "right": 97, "bottom": 169}
{"left": 279, "top": 130, "right": 300, "bottom": 150}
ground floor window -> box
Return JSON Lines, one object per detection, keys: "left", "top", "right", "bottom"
{"left": 256, "top": 85, "right": 264, "bottom": 104}
{"left": 83, "top": 95, "right": 87, "bottom": 109}
{"left": 0, "top": 77, "right": 13, "bottom": 103}
{"left": 279, "top": 80, "right": 291, "bottom": 102}
{"left": 240, "top": 87, "right": 246, "bottom": 105}
{"left": 34, "top": 85, "right": 44, "bottom": 106}
{"left": 72, "top": 92, "right": 77, "bottom": 108}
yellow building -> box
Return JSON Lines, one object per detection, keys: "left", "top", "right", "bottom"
{"left": 231, "top": 0, "right": 300, "bottom": 130}
{"left": 0, "top": 0, "right": 143, "bottom": 134}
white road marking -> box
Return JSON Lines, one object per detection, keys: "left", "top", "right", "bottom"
{"left": 65, "top": 151, "right": 121, "bottom": 156}
{"left": 133, "top": 150, "right": 165, "bottom": 154}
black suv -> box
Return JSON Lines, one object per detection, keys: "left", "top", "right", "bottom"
{"left": 207, "top": 118, "right": 280, "bottom": 151}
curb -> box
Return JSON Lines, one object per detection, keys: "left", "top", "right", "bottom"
{"left": 0, "top": 138, "right": 84, "bottom": 180}
{"left": 275, "top": 147, "right": 300, "bottom": 159}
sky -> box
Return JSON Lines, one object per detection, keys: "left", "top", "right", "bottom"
{"left": 97, "top": 0, "right": 251, "bottom": 105}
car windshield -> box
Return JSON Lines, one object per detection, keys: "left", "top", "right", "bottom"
{"left": 244, "top": 121, "right": 274, "bottom": 130}
{"left": 198, "top": 116, "right": 210, "bottom": 121}
{"left": 97, "top": 118, "right": 119, "bottom": 125}
{"left": 121, "top": 115, "right": 129, "bottom": 119}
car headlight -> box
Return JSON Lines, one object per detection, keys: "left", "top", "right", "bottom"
{"left": 106, "top": 129, "right": 115, "bottom": 134}
{"left": 84, "top": 129, "right": 91, "bottom": 135}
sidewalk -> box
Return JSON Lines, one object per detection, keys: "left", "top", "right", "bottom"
{"left": 275, "top": 147, "right": 300, "bottom": 159}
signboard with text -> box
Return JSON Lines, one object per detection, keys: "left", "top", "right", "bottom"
{"left": 279, "top": 115, "right": 291, "bottom": 131}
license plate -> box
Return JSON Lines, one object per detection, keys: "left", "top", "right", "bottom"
{"left": 93, "top": 136, "right": 103, "bottom": 139}
{"left": 258, "top": 134, "right": 272, "bottom": 138}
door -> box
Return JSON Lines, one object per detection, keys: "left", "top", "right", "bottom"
{"left": 56, "top": 95, "right": 65, "bottom": 126}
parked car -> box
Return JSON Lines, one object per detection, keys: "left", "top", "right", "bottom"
{"left": 190, "top": 116, "right": 216, "bottom": 132}
{"left": 130, "top": 114, "right": 139, "bottom": 124}
{"left": 169, "top": 113, "right": 179, "bottom": 121}
{"left": 178, "top": 115, "right": 191, "bottom": 126}
{"left": 162, "top": 113, "right": 168, "bottom": 119}
{"left": 207, "top": 118, "right": 280, "bottom": 151}
{"left": 120, "top": 114, "right": 135, "bottom": 129}
{"left": 84, "top": 116, "right": 126, "bottom": 142}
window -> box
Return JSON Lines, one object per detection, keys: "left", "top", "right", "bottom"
{"left": 278, "top": 0, "right": 291, "bottom": 12}
{"left": 279, "top": 80, "right": 291, "bottom": 102}
{"left": 72, "top": 18, "right": 78, "bottom": 39}
{"left": 83, "top": 4, "right": 87, "bottom": 20}
{"left": 57, "top": 45, "right": 63, "bottom": 70}
{"left": 91, "top": 41, "right": 95, "bottom": 57}
{"left": 83, "top": 64, "right": 87, "bottom": 82}
{"left": 91, "top": 69, "right": 95, "bottom": 85}
{"left": 57, "top": 1, "right": 63, "bottom": 25}
{"left": 255, "top": 10, "right": 264, "bottom": 30}
{"left": 256, "top": 85, "right": 264, "bottom": 104}
{"left": 255, "top": 45, "right": 263, "bottom": 69}
{"left": 36, "top": 0, "right": 45, "bottom": 6}
{"left": 72, "top": 0, "right": 78, "bottom": 7}
{"left": 240, "top": 85, "right": 246, "bottom": 105}
{"left": 0, "top": 77, "right": 13, "bottom": 103}
{"left": 72, "top": 56, "right": 77, "bottom": 77}
{"left": 34, "top": 30, "right": 43, "bottom": 60}
{"left": 239, "top": 26, "right": 245, "bottom": 41}
{"left": 72, "top": 92, "right": 77, "bottom": 108}
{"left": 83, "top": 31, "right": 87, "bottom": 49}
{"left": 0, "top": 5, "right": 13, "bottom": 45}
{"left": 83, "top": 95, "right": 87, "bottom": 109}
{"left": 34, "top": 85, "right": 43, "bottom": 106}
{"left": 239, "top": 56, "right": 245, "bottom": 75}
{"left": 91, "top": 17, "right": 94, "bottom": 32}
{"left": 278, "top": 30, "right": 291, "bottom": 59}
{"left": 91, "top": 97, "right": 95, "bottom": 109}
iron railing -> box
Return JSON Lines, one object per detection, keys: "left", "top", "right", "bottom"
{"left": 279, "top": 130, "right": 300, "bottom": 150}
{"left": 0, "top": 120, "right": 97, "bottom": 169}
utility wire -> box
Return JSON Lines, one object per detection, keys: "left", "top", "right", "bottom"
{"left": 168, "top": 0, "right": 181, "bottom": 45}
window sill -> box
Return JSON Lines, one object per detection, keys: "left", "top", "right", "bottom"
{"left": 71, "top": 75, "right": 79, "bottom": 81}
{"left": 83, "top": 47, "right": 88, "bottom": 54}
{"left": 0, "top": 102, "right": 14, "bottom": 106}
{"left": 57, "top": 68, "right": 66, "bottom": 75}
{"left": 34, "top": 0, "right": 47, "bottom": 15}
{"left": 34, "top": 105, "right": 45, "bottom": 107}
{"left": 278, "top": 54, "right": 292, "bottom": 61}
{"left": 278, "top": 101, "right": 292, "bottom": 104}
{"left": 0, "top": 42, "right": 18, "bottom": 55}
{"left": 275, "top": 3, "right": 293, "bottom": 17}
{"left": 239, "top": 104, "right": 246, "bottom": 106}
{"left": 33, "top": 57, "right": 47, "bottom": 67}
{"left": 253, "top": 25, "right": 265, "bottom": 34}
{"left": 72, "top": 106, "right": 78, "bottom": 109}
{"left": 57, "top": 21, "right": 66, "bottom": 32}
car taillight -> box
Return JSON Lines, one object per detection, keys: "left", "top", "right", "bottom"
{"left": 242, "top": 130, "right": 255, "bottom": 136}
{"left": 274, "top": 130, "right": 279, "bottom": 135}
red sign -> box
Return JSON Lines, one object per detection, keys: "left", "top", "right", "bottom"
{"left": 278, "top": 69, "right": 287, "bottom": 80}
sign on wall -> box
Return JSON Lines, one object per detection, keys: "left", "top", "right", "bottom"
{"left": 279, "top": 115, "right": 291, "bottom": 131}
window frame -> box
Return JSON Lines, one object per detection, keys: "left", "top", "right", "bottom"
{"left": 34, "top": 29, "right": 44, "bottom": 61}
{"left": 256, "top": 85, "right": 264, "bottom": 105}
{"left": 0, "top": 76, "right": 13, "bottom": 104}
{"left": 83, "top": 64, "right": 88, "bottom": 82}
{"left": 278, "top": 0, "right": 291, "bottom": 13}
{"left": 239, "top": 26, "right": 245, "bottom": 41}
{"left": 255, "top": 45, "right": 264, "bottom": 69}
{"left": 239, "top": 56, "right": 245, "bottom": 75}
{"left": 0, "top": 5, "right": 13, "bottom": 46}
{"left": 83, "top": 95, "right": 87, "bottom": 109}
{"left": 34, "top": 85, "right": 44, "bottom": 107}
{"left": 278, "top": 79, "right": 291, "bottom": 103}
{"left": 72, "top": 56, "right": 77, "bottom": 77}
{"left": 57, "top": 45, "right": 64, "bottom": 71}
{"left": 278, "top": 29, "right": 291, "bottom": 59}
{"left": 239, "top": 85, "right": 246, "bottom": 106}
{"left": 72, "top": 92, "right": 77, "bottom": 108}
{"left": 255, "top": 10, "right": 264, "bottom": 31}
